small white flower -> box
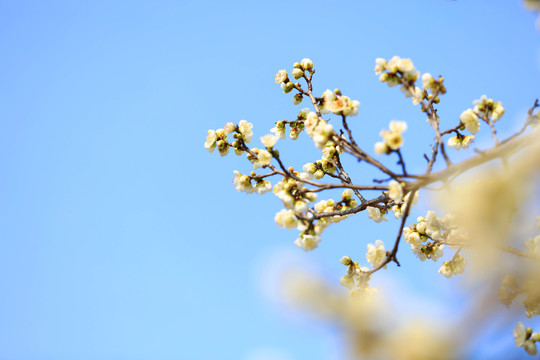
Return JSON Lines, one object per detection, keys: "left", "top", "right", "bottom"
{"left": 374, "top": 58, "right": 387, "bottom": 74}
{"left": 389, "top": 120, "right": 407, "bottom": 134}
{"left": 366, "top": 240, "right": 387, "bottom": 268}
{"left": 260, "top": 134, "right": 278, "bottom": 148}
{"left": 367, "top": 206, "right": 388, "bottom": 223}
{"left": 422, "top": 73, "right": 436, "bottom": 91}
{"left": 274, "top": 69, "right": 288, "bottom": 83}
{"left": 274, "top": 209, "right": 298, "bottom": 229}
{"left": 397, "top": 58, "right": 414, "bottom": 73}
{"left": 238, "top": 120, "right": 254, "bottom": 143}
{"left": 460, "top": 109, "right": 480, "bottom": 135}
{"left": 412, "top": 86, "right": 424, "bottom": 105}
{"left": 294, "top": 233, "right": 320, "bottom": 251}
{"left": 388, "top": 180, "right": 403, "bottom": 203}
{"left": 205, "top": 130, "right": 217, "bottom": 152}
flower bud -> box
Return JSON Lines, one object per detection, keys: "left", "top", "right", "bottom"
{"left": 282, "top": 81, "right": 295, "bottom": 93}
{"left": 301, "top": 58, "right": 313, "bottom": 71}
{"left": 293, "top": 62, "right": 301, "bottom": 69}
{"left": 292, "top": 93, "right": 303, "bottom": 105}
{"left": 340, "top": 256, "right": 352, "bottom": 265}
{"left": 292, "top": 68, "right": 304, "bottom": 79}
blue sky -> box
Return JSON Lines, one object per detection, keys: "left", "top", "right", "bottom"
{"left": 1, "top": 1, "right": 539, "bottom": 359}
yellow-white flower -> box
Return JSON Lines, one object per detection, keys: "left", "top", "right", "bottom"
{"left": 274, "top": 209, "right": 298, "bottom": 229}
{"left": 460, "top": 109, "right": 480, "bottom": 135}
{"left": 374, "top": 58, "right": 387, "bottom": 74}
{"left": 367, "top": 206, "right": 388, "bottom": 223}
{"left": 274, "top": 69, "right": 288, "bottom": 83}
{"left": 388, "top": 180, "right": 403, "bottom": 203}
{"left": 374, "top": 141, "right": 389, "bottom": 155}
{"left": 205, "top": 130, "right": 217, "bottom": 152}
{"left": 260, "top": 134, "right": 278, "bottom": 148}
{"left": 366, "top": 240, "right": 387, "bottom": 268}
{"left": 301, "top": 58, "right": 313, "bottom": 71}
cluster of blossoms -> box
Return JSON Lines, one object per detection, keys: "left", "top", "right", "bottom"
{"left": 401, "top": 210, "right": 469, "bottom": 262}
{"left": 374, "top": 120, "right": 407, "bottom": 154}
{"left": 438, "top": 254, "right": 467, "bottom": 279}
{"left": 294, "top": 190, "right": 359, "bottom": 251}
{"left": 339, "top": 256, "right": 377, "bottom": 297}
{"left": 366, "top": 239, "right": 388, "bottom": 268}
{"left": 318, "top": 89, "right": 361, "bottom": 116}
{"left": 274, "top": 58, "right": 314, "bottom": 101}
{"left": 205, "top": 120, "right": 254, "bottom": 156}
{"left": 459, "top": 95, "right": 505, "bottom": 135}
{"left": 474, "top": 95, "right": 505, "bottom": 122}
{"left": 499, "top": 274, "right": 540, "bottom": 318}
{"left": 271, "top": 108, "right": 310, "bottom": 140}
{"left": 303, "top": 142, "right": 343, "bottom": 180}
{"left": 391, "top": 190, "right": 419, "bottom": 218}
{"left": 514, "top": 321, "right": 540, "bottom": 356}
{"left": 375, "top": 56, "right": 446, "bottom": 109}
{"left": 273, "top": 172, "right": 316, "bottom": 213}
{"left": 304, "top": 110, "right": 335, "bottom": 149}
{"left": 233, "top": 171, "right": 272, "bottom": 194}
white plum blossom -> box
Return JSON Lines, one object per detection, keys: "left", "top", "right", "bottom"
{"left": 379, "top": 120, "right": 407, "bottom": 151}
{"left": 205, "top": 130, "right": 217, "bottom": 153}
{"left": 388, "top": 180, "right": 404, "bottom": 203}
{"left": 295, "top": 233, "right": 320, "bottom": 251}
{"left": 447, "top": 135, "right": 475, "bottom": 150}
{"left": 274, "top": 209, "right": 298, "bottom": 229}
{"left": 367, "top": 206, "right": 388, "bottom": 223}
{"left": 366, "top": 240, "right": 387, "bottom": 268}
{"left": 274, "top": 69, "right": 288, "bottom": 83}
{"left": 260, "top": 134, "right": 278, "bottom": 148}
{"left": 233, "top": 171, "right": 256, "bottom": 193}
{"left": 514, "top": 322, "right": 538, "bottom": 356}
{"left": 438, "top": 255, "right": 467, "bottom": 279}
{"left": 238, "top": 120, "right": 254, "bottom": 143}
{"left": 460, "top": 109, "right": 480, "bottom": 135}
{"left": 374, "top": 58, "right": 387, "bottom": 74}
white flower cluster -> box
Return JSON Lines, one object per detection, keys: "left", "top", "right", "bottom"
{"left": 271, "top": 109, "right": 309, "bottom": 140}
{"left": 247, "top": 148, "right": 273, "bottom": 169}
{"left": 274, "top": 209, "right": 299, "bottom": 229}
{"left": 274, "top": 58, "right": 314, "bottom": 104}
{"left": 313, "top": 189, "right": 358, "bottom": 226}
{"left": 401, "top": 210, "right": 465, "bottom": 262}
{"left": 339, "top": 256, "right": 377, "bottom": 296}
{"left": 459, "top": 95, "right": 505, "bottom": 135}
{"left": 438, "top": 255, "right": 467, "bottom": 279}
{"left": 447, "top": 134, "right": 475, "bottom": 150}
{"left": 273, "top": 174, "right": 317, "bottom": 213}
{"left": 374, "top": 120, "right": 408, "bottom": 154}
{"left": 205, "top": 120, "right": 254, "bottom": 156}
{"left": 474, "top": 95, "right": 505, "bottom": 122}
{"left": 318, "top": 89, "right": 361, "bottom": 117}
{"left": 375, "top": 56, "right": 446, "bottom": 108}
{"left": 304, "top": 110, "right": 335, "bottom": 149}
{"left": 366, "top": 240, "right": 388, "bottom": 268}
{"left": 232, "top": 171, "right": 272, "bottom": 194}
{"left": 388, "top": 180, "right": 404, "bottom": 203}
{"left": 391, "top": 190, "right": 419, "bottom": 218}
{"left": 514, "top": 321, "right": 540, "bottom": 356}
{"left": 302, "top": 142, "right": 342, "bottom": 180}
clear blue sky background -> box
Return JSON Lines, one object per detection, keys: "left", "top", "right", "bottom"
{"left": 1, "top": 1, "right": 539, "bottom": 359}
